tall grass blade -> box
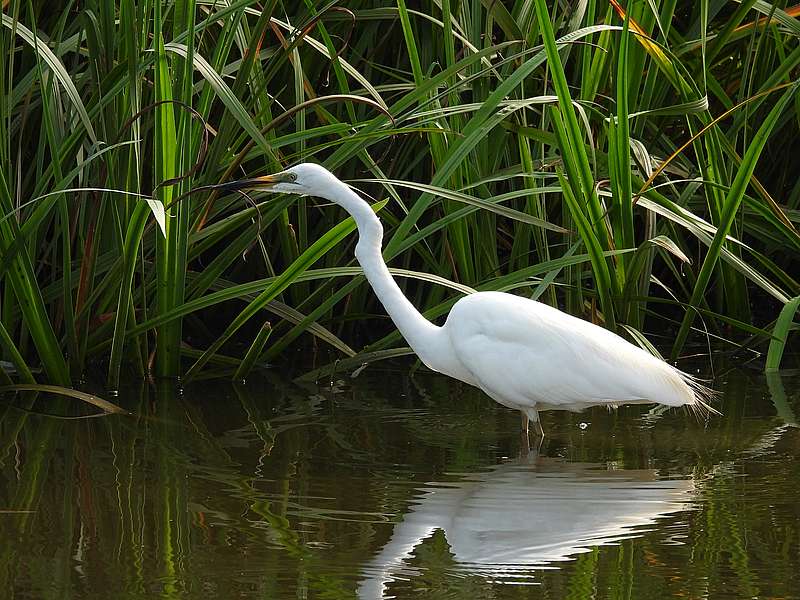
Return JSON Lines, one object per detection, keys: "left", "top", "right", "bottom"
{"left": 672, "top": 83, "right": 798, "bottom": 358}
{"left": 765, "top": 296, "right": 800, "bottom": 372}
{"left": 233, "top": 322, "right": 272, "bottom": 381}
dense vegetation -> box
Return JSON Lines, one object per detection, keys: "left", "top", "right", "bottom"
{"left": 1, "top": 0, "right": 799, "bottom": 389}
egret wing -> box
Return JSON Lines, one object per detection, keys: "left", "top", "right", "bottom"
{"left": 445, "top": 292, "right": 683, "bottom": 410}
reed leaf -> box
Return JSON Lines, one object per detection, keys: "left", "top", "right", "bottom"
{"left": 765, "top": 296, "right": 800, "bottom": 372}
{"left": 672, "top": 82, "right": 799, "bottom": 358}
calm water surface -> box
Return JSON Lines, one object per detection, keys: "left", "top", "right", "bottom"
{"left": 1, "top": 364, "right": 798, "bottom": 599}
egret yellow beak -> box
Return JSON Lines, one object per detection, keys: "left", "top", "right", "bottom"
{"left": 215, "top": 171, "right": 294, "bottom": 192}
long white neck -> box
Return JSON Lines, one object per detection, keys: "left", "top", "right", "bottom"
{"left": 322, "top": 181, "right": 440, "bottom": 357}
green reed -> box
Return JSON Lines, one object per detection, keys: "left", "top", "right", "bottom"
{"left": 0, "top": 0, "right": 798, "bottom": 386}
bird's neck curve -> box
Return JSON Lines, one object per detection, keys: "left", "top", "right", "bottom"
{"left": 321, "top": 181, "right": 441, "bottom": 360}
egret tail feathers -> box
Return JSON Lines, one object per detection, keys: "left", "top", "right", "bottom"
{"left": 678, "top": 371, "right": 721, "bottom": 418}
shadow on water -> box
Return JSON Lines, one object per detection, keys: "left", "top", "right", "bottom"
{"left": 0, "top": 363, "right": 798, "bottom": 599}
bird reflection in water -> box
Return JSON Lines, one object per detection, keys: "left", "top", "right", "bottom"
{"left": 358, "top": 457, "right": 694, "bottom": 598}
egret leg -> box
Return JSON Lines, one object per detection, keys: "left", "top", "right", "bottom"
{"left": 533, "top": 417, "right": 544, "bottom": 439}
{"left": 526, "top": 407, "right": 545, "bottom": 439}
{"left": 528, "top": 410, "right": 544, "bottom": 454}
{"left": 520, "top": 411, "right": 530, "bottom": 455}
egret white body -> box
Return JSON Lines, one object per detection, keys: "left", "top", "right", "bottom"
{"left": 224, "top": 163, "right": 713, "bottom": 435}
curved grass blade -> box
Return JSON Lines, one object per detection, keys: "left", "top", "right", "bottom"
{"left": 1, "top": 14, "right": 97, "bottom": 143}
{"left": 0, "top": 384, "right": 127, "bottom": 414}
{"left": 357, "top": 179, "right": 568, "bottom": 232}
{"left": 765, "top": 296, "right": 800, "bottom": 372}
{"left": 116, "top": 263, "right": 471, "bottom": 347}
{"left": 264, "top": 299, "right": 356, "bottom": 357}
{"left": 637, "top": 197, "right": 790, "bottom": 303}
{"left": 620, "top": 324, "right": 664, "bottom": 359}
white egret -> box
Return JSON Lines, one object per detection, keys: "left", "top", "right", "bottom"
{"left": 220, "top": 163, "right": 715, "bottom": 437}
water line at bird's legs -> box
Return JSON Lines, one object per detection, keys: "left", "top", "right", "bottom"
{"left": 520, "top": 410, "right": 545, "bottom": 456}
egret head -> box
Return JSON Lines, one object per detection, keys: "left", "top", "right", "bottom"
{"left": 218, "top": 163, "right": 342, "bottom": 199}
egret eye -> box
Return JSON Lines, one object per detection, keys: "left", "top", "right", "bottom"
{"left": 271, "top": 171, "right": 298, "bottom": 185}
